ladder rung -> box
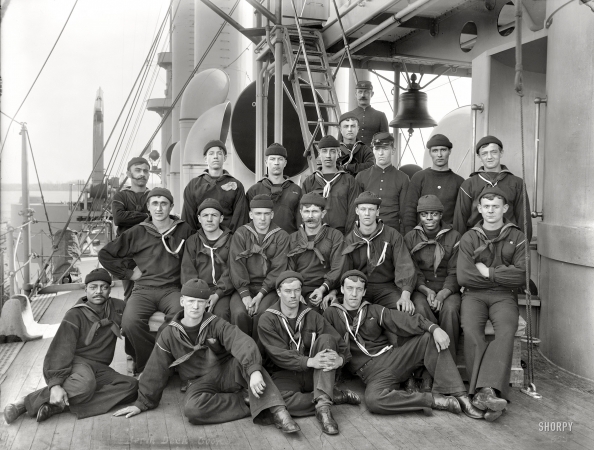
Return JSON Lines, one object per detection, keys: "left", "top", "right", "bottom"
{"left": 298, "top": 83, "right": 332, "bottom": 89}
{"left": 296, "top": 65, "right": 328, "bottom": 73}
{"left": 295, "top": 50, "right": 322, "bottom": 57}
{"left": 307, "top": 121, "right": 339, "bottom": 126}
{"left": 303, "top": 102, "right": 336, "bottom": 108}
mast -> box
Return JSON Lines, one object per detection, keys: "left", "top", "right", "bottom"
{"left": 92, "top": 87, "right": 105, "bottom": 186}
{"left": 20, "top": 123, "right": 31, "bottom": 290}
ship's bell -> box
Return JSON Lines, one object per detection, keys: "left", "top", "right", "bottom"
{"left": 389, "top": 74, "right": 437, "bottom": 132}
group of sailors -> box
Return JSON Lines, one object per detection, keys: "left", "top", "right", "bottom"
{"left": 4, "top": 81, "right": 531, "bottom": 436}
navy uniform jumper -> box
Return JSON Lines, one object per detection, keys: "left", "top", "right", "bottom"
{"left": 346, "top": 106, "right": 389, "bottom": 146}
{"left": 246, "top": 177, "right": 302, "bottom": 234}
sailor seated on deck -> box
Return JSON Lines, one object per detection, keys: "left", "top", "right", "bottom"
{"left": 98, "top": 187, "right": 194, "bottom": 375}
{"left": 113, "top": 278, "right": 301, "bottom": 434}
{"left": 322, "top": 270, "right": 487, "bottom": 421}
{"left": 4, "top": 269, "right": 138, "bottom": 424}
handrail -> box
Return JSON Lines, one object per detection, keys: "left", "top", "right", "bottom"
{"left": 532, "top": 97, "right": 547, "bottom": 219}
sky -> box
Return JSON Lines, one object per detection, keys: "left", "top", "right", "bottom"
{"left": 0, "top": 0, "right": 471, "bottom": 186}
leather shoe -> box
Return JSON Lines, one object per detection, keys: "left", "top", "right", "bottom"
{"left": 36, "top": 403, "right": 64, "bottom": 423}
{"left": 431, "top": 394, "right": 461, "bottom": 414}
{"left": 333, "top": 389, "right": 361, "bottom": 405}
{"left": 484, "top": 409, "right": 504, "bottom": 422}
{"left": 455, "top": 394, "right": 485, "bottom": 419}
{"left": 404, "top": 377, "right": 419, "bottom": 394}
{"left": 4, "top": 401, "right": 26, "bottom": 424}
{"left": 472, "top": 388, "right": 507, "bottom": 412}
{"left": 272, "top": 407, "right": 300, "bottom": 434}
{"left": 316, "top": 406, "right": 339, "bottom": 435}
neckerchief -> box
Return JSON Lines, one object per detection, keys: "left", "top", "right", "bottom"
{"left": 71, "top": 299, "right": 121, "bottom": 346}
{"left": 140, "top": 218, "right": 186, "bottom": 259}
{"left": 265, "top": 304, "right": 312, "bottom": 354}
{"left": 235, "top": 223, "right": 283, "bottom": 273}
{"left": 197, "top": 169, "right": 231, "bottom": 189}
{"left": 472, "top": 165, "right": 512, "bottom": 188}
{"left": 314, "top": 171, "right": 345, "bottom": 198}
{"left": 197, "top": 228, "right": 230, "bottom": 286}
{"left": 410, "top": 224, "right": 452, "bottom": 276}
{"left": 329, "top": 301, "right": 392, "bottom": 358}
{"left": 166, "top": 314, "right": 217, "bottom": 368}
{"left": 287, "top": 224, "right": 328, "bottom": 266}
{"left": 470, "top": 221, "right": 519, "bottom": 265}
{"left": 261, "top": 177, "right": 291, "bottom": 202}
{"left": 342, "top": 221, "right": 389, "bottom": 273}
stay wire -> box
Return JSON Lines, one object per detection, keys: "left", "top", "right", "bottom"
{"left": 26, "top": 132, "right": 53, "bottom": 239}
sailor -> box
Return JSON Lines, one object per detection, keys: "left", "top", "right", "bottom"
{"left": 112, "top": 156, "right": 151, "bottom": 301}
{"left": 258, "top": 271, "right": 360, "bottom": 435}
{"left": 287, "top": 193, "right": 345, "bottom": 312}
{"left": 181, "top": 139, "right": 249, "bottom": 233}
{"left": 300, "top": 135, "right": 361, "bottom": 234}
{"left": 98, "top": 187, "right": 194, "bottom": 374}
{"left": 342, "top": 191, "right": 416, "bottom": 312}
{"left": 402, "top": 134, "right": 464, "bottom": 234}
{"left": 404, "top": 195, "right": 462, "bottom": 360}
{"left": 344, "top": 80, "right": 389, "bottom": 146}
{"left": 4, "top": 269, "right": 138, "bottom": 424}
{"left": 246, "top": 143, "right": 302, "bottom": 234}
{"left": 453, "top": 135, "right": 532, "bottom": 241}
{"left": 457, "top": 187, "right": 527, "bottom": 421}
{"left": 113, "top": 278, "right": 300, "bottom": 433}
{"left": 229, "top": 194, "right": 290, "bottom": 337}
{"left": 337, "top": 112, "right": 375, "bottom": 175}
{"left": 355, "top": 132, "right": 409, "bottom": 233}
{"left": 323, "top": 270, "right": 483, "bottom": 419}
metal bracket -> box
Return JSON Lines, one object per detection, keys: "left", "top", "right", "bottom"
{"left": 430, "top": 19, "right": 438, "bottom": 37}
{"left": 520, "top": 383, "right": 542, "bottom": 399}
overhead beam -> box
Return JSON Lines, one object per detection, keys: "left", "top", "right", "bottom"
{"left": 199, "top": 0, "right": 260, "bottom": 44}
{"left": 244, "top": 0, "right": 277, "bottom": 24}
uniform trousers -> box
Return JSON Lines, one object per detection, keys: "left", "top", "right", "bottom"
{"left": 411, "top": 281, "right": 461, "bottom": 360}
{"left": 364, "top": 282, "right": 403, "bottom": 345}
{"left": 270, "top": 333, "right": 337, "bottom": 417}
{"left": 121, "top": 285, "right": 183, "bottom": 372}
{"left": 461, "top": 289, "right": 519, "bottom": 399}
{"left": 228, "top": 289, "right": 278, "bottom": 340}
{"left": 357, "top": 332, "right": 466, "bottom": 415}
{"left": 206, "top": 295, "right": 233, "bottom": 323}
{"left": 24, "top": 357, "right": 138, "bottom": 419}
{"left": 183, "top": 357, "right": 284, "bottom": 425}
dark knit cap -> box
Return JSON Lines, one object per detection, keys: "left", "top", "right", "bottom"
{"left": 265, "top": 143, "right": 287, "bottom": 158}
{"left": 147, "top": 187, "right": 174, "bottom": 204}
{"left": 127, "top": 157, "right": 150, "bottom": 170}
{"left": 340, "top": 270, "right": 368, "bottom": 286}
{"left": 417, "top": 195, "right": 444, "bottom": 213}
{"left": 275, "top": 270, "right": 304, "bottom": 290}
{"left": 203, "top": 139, "right": 227, "bottom": 155}
{"left": 354, "top": 191, "right": 382, "bottom": 207}
{"left": 426, "top": 134, "right": 452, "bottom": 149}
{"left": 85, "top": 268, "right": 112, "bottom": 285}
{"left": 475, "top": 135, "right": 503, "bottom": 154}
{"left": 197, "top": 198, "right": 224, "bottom": 215}
{"left": 356, "top": 80, "right": 373, "bottom": 90}
{"left": 300, "top": 192, "right": 326, "bottom": 209}
{"left": 477, "top": 187, "right": 509, "bottom": 205}
{"left": 339, "top": 112, "right": 359, "bottom": 124}
{"left": 250, "top": 194, "right": 274, "bottom": 209}
{"left": 318, "top": 135, "right": 341, "bottom": 149}
{"left": 181, "top": 278, "right": 211, "bottom": 299}
{"left": 372, "top": 132, "right": 394, "bottom": 147}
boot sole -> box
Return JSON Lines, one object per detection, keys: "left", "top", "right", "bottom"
{"left": 473, "top": 397, "right": 508, "bottom": 412}
{"left": 275, "top": 423, "right": 301, "bottom": 433}
{"left": 484, "top": 409, "right": 504, "bottom": 422}
{"left": 4, "top": 405, "right": 25, "bottom": 424}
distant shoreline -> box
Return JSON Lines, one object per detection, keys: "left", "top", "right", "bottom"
{"left": 2, "top": 183, "right": 84, "bottom": 191}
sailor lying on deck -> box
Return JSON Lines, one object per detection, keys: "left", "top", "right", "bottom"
{"left": 322, "top": 270, "right": 487, "bottom": 421}
{"left": 113, "top": 278, "right": 300, "bottom": 434}
{"left": 4, "top": 269, "right": 138, "bottom": 424}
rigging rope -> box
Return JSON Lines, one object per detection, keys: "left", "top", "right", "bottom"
{"left": 26, "top": 132, "right": 53, "bottom": 239}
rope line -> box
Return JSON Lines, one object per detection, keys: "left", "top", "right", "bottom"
{"left": 27, "top": 132, "right": 53, "bottom": 239}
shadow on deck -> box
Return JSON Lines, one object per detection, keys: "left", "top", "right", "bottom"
{"left": 1, "top": 287, "right": 593, "bottom": 450}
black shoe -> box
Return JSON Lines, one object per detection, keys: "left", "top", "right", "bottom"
{"left": 36, "top": 403, "right": 64, "bottom": 423}
{"left": 484, "top": 409, "right": 504, "bottom": 422}
{"left": 454, "top": 394, "right": 485, "bottom": 419}
{"left": 420, "top": 374, "right": 433, "bottom": 393}
{"left": 272, "top": 407, "right": 300, "bottom": 434}
{"left": 315, "top": 406, "right": 339, "bottom": 435}
{"left": 180, "top": 380, "right": 189, "bottom": 393}
{"left": 333, "top": 389, "right": 361, "bottom": 405}
{"left": 472, "top": 388, "right": 507, "bottom": 412}
{"left": 4, "top": 400, "right": 26, "bottom": 424}
{"left": 404, "top": 377, "right": 419, "bottom": 394}
{"left": 431, "top": 394, "right": 461, "bottom": 414}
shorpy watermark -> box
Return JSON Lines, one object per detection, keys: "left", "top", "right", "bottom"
{"left": 538, "top": 421, "right": 574, "bottom": 432}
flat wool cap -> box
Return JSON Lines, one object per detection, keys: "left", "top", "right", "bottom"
{"left": 127, "top": 157, "right": 150, "bottom": 170}
{"left": 197, "top": 198, "right": 224, "bottom": 215}
{"left": 318, "top": 135, "right": 341, "bottom": 149}
{"left": 475, "top": 135, "right": 503, "bottom": 154}
{"left": 417, "top": 194, "right": 444, "bottom": 213}
{"left": 340, "top": 270, "right": 368, "bottom": 286}
{"left": 426, "top": 134, "right": 452, "bottom": 149}
{"left": 372, "top": 132, "right": 394, "bottom": 147}
{"left": 265, "top": 143, "right": 287, "bottom": 158}
{"left": 85, "top": 268, "right": 112, "bottom": 285}
{"left": 477, "top": 186, "right": 509, "bottom": 205}
{"left": 147, "top": 187, "right": 174, "bottom": 204}
{"left": 355, "top": 80, "right": 373, "bottom": 90}
{"left": 300, "top": 192, "right": 326, "bottom": 209}
{"left": 339, "top": 112, "right": 359, "bottom": 124}
{"left": 275, "top": 270, "right": 304, "bottom": 289}
{"left": 181, "top": 278, "right": 211, "bottom": 299}
{"left": 354, "top": 191, "right": 382, "bottom": 207}
{"left": 250, "top": 194, "right": 274, "bottom": 209}
{"left": 203, "top": 139, "right": 227, "bottom": 155}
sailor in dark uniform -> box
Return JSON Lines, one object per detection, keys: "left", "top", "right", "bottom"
{"left": 345, "top": 80, "right": 389, "bottom": 145}
{"left": 337, "top": 112, "right": 375, "bottom": 176}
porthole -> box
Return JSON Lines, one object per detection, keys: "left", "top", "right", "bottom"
{"left": 459, "top": 21, "right": 477, "bottom": 53}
